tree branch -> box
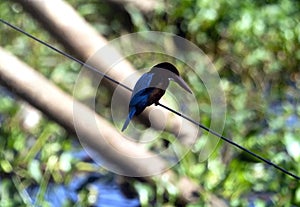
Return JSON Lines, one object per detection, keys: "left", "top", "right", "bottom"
{"left": 0, "top": 47, "right": 207, "bottom": 204}
{"left": 15, "top": 0, "right": 199, "bottom": 146}
{"left": 106, "top": 0, "right": 162, "bottom": 14}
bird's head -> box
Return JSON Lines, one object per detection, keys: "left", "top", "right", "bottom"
{"left": 151, "top": 62, "right": 180, "bottom": 76}
{"left": 151, "top": 62, "right": 193, "bottom": 94}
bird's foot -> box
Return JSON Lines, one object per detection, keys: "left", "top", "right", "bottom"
{"left": 155, "top": 102, "right": 160, "bottom": 106}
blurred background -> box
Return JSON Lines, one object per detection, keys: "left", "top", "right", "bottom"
{"left": 0, "top": 0, "right": 299, "bottom": 206}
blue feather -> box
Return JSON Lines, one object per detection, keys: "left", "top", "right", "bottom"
{"left": 121, "top": 107, "right": 136, "bottom": 131}
{"left": 121, "top": 88, "right": 154, "bottom": 131}
{"left": 132, "top": 73, "right": 153, "bottom": 94}
{"left": 122, "top": 62, "right": 192, "bottom": 131}
{"left": 130, "top": 89, "right": 150, "bottom": 106}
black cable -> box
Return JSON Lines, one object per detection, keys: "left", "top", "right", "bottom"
{"left": 0, "top": 19, "right": 132, "bottom": 92}
{"left": 1, "top": 18, "right": 299, "bottom": 180}
{"left": 158, "top": 103, "right": 300, "bottom": 180}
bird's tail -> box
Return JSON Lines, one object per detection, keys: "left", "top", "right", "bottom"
{"left": 121, "top": 108, "right": 136, "bottom": 131}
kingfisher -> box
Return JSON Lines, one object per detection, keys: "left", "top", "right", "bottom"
{"left": 121, "top": 62, "right": 192, "bottom": 131}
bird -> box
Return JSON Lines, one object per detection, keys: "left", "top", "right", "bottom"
{"left": 121, "top": 62, "right": 192, "bottom": 131}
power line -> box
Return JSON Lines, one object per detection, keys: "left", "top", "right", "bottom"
{"left": 0, "top": 18, "right": 299, "bottom": 181}
{"left": 158, "top": 104, "right": 300, "bottom": 180}
{"left": 0, "top": 19, "right": 131, "bottom": 92}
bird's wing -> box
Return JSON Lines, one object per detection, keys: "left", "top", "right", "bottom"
{"left": 131, "top": 73, "right": 153, "bottom": 97}
{"left": 129, "top": 88, "right": 153, "bottom": 107}
{"left": 129, "top": 72, "right": 154, "bottom": 108}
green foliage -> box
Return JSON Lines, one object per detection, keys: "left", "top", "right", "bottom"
{"left": 0, "top": 94, "right": 74, "bottom": 205}
{"left": 129, "top": 0, "right": 300, "bottom": 206}
{"left": 0, "top": 0, "right": 299, "bottom": 206}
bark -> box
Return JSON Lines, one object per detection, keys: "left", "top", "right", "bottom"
{"left": 1, "top": 0, "right": 229, "bottom": 205}
{"left": 15, "top": 0, "right": 199, "bottom": 147}
{"left": 106, "top": 0, "right": 162, "bottom": 14}
{"left": 0, "top": 47, "right": 205, "bottom": 204}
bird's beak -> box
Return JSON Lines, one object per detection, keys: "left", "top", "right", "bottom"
{"left": 171, "top": 74, "right": 193, "bottom": 94}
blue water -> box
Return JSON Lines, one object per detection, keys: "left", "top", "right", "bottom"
{"left": 1, "top": 84, "right": 299, "bottom": 207}
{"left": 26, "top": 149, "right": 140, "bottom": 207}
{"left": 26, "top": 175, "right": 140, "bottom": 207}
{"left": 0, "top": 86, "right": 140, "bottom": 206}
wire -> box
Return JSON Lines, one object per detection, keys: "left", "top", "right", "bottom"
{"left": 158, "top": 103, "right": 300, "bottom": 180}
{"left": 1, "top": 18, "right": 299, "bottom": 181}
{"left": 0, "top": 19, "right": 131, "bottom": 92}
